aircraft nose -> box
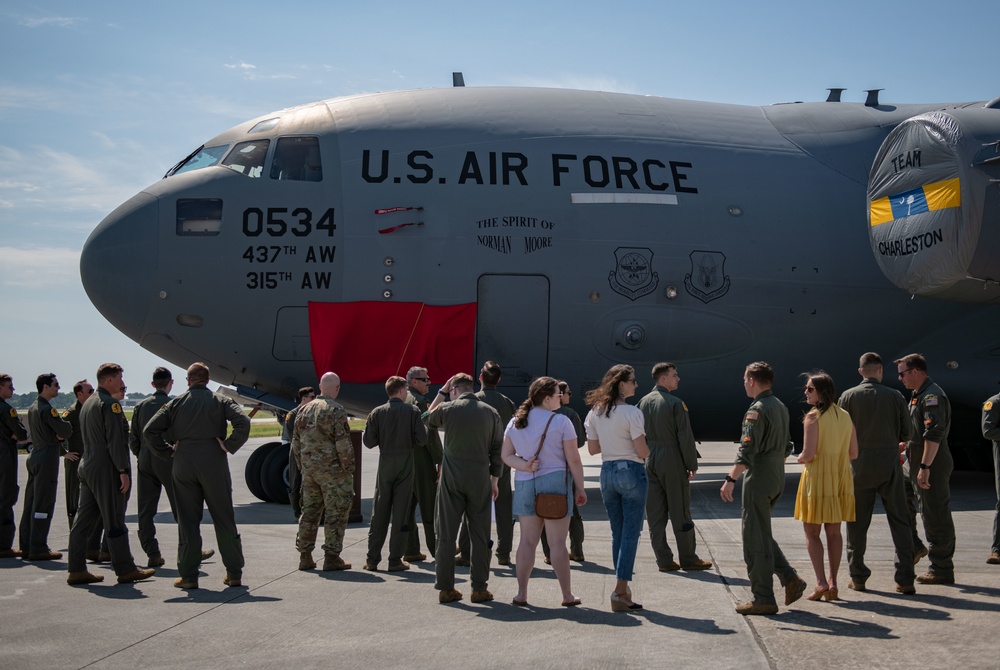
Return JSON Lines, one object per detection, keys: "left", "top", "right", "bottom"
{"left": 80, "top": 191, "right": 159, "bottom": 342}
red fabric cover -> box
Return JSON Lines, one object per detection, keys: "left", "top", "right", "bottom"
{"left": 308, "top": 301, "right": 477, "bottom": 383}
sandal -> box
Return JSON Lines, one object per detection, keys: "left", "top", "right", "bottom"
{"left": 806, "top": 587, "right": 829, "bottom": 601}
{"left": 823, "top": 587, "right": 839, "bottom": 601}
{"left": 512, "top": 598, "right": 529, "bottom": 607}
{"left": 561, "top": 598, "right": 582, "bottom": 607}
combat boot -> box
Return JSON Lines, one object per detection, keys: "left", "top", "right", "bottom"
{"left": 67, "top": 571, "right": 104, "bottom": 585}
{"left": 298, "top": 551, "right": 316, "bottom": 571}
{"left": 118, "top": 567, "right": 155, "bottom": 584}
{"left": 322, "top": 553, "right": 351, "bottom": 571}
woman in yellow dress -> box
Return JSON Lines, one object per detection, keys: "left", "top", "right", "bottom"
{"left": 794, "top": 371, "right": 858, "bottom": 601}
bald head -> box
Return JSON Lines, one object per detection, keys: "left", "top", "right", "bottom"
{"left": 319, "top": 372, "right": 341, "bottom": 399}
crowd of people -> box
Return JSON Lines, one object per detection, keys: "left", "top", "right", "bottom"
{"left": 1, "top": 350, "right": 998, "bottom": 615}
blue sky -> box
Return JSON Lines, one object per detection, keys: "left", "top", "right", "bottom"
{"left": 1, "top": 0, "right": 996, "bottom": 395}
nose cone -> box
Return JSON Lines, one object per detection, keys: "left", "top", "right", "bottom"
{"left": 80, "top": 191, "right": 159, "bottom": 343}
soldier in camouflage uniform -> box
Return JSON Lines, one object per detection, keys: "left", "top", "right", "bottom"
{"left": 293, "top": 372, "right": 355, "bottom": 572}
{"left": 0, "top": 374, "right": 28, "bottom": 558}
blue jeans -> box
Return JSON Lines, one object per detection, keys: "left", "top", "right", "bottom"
{"left": 600, "top": 460, "right": 648, "bottom": 581}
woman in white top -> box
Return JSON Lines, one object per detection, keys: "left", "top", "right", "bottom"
{"left": 585, "top": 364, "right": 649, "bottom": 612}
{"left": 502, "top": 377, "right": 587, "bottom": 607}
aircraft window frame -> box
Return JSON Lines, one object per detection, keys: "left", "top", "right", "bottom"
{"left": 176, "top": 198, "right": 223, "bottom": 236}
{"left": 269, "top": 136, "right": 323, "bottom": 182}
{"left": 165, "top": 144, "right": 230, "bottom": 178}
{"left": 221, "top": 140, "right": 271, "bottom": 178}
{"left": 248, "top": 118, "right": 280, "bottom": 134}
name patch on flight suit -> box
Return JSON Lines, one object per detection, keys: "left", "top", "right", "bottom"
{"left": 985, "top": 401, "right": 994, "bottom": 411}
{"left": 112, "top": 403, "right": 122, "bottom": 414}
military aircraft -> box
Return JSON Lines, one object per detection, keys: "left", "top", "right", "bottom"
{"left": 80, "top": 80, "right": 1000, "bottom": 498}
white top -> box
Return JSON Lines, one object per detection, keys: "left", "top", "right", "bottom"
{"left": 505, "top": 408, "right": 577, "bottom": 480}
{"left": 584, "top": 403, "right": 646, "bottom": 463}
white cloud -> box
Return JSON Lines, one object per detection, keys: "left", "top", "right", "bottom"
{"left": 0, "top": 84, "right": 60, "bottom": 110}
{"left": 0, "top": 246, "right": 80, "bottom": 287}
{"left": 225, "top": 61, "right": 257, "bottom": 71}
{"left": 0, "top": 179, "right": 40, "bottom": 192}
{"left": 20, "top": 16, "right": 81, "bottom": 28}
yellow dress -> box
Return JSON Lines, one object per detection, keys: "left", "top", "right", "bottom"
{"left": 794, "top": 405, "right": 856, "bottom": 524}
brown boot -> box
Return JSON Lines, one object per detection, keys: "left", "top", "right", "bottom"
{"left": 298, "top": 552, "right": 316, "bottom": 571}
{"left": 322, "top": 553, "right": 351, "bottom": 571}
{"left": 67, "top": 571, "right": 104, "bottom": 585}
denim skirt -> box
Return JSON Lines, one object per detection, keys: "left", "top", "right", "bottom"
{"left": 512, "top": 471, "right": 573, "bottom": 517}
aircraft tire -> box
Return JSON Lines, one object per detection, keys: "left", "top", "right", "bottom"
{"left": 261, "top": 444, "right": 291, "bottom": 505}
{"left": 245, "top": 441, "right": 281, "bottom": 503}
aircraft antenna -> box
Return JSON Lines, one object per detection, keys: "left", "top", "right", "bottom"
{"left": 453, "top": 72, "right": 465, "bottom": 87}
{"left": 826, "top": 88, "right": 846, "bottom": 102}
{"left": 864, "top": 89, "right": 883, "bottom": 107}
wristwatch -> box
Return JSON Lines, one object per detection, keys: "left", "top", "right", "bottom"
{"left": 438, "top": 389, "right": 449, "bottom": 397}
{"left": 725, "top": 475, "right": 737, "bottom": 483}
{"left": 919, "top": 463, "right": 930, "bottom": 470}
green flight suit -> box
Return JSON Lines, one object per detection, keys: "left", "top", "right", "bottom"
{"left": 0, "top": 398, "right": 27, "bottom": 551}
{"left": 292, "top": 396, "right": 355, "bottom": 556}
{"left": 20, "top": 396, "right": 73, "bottom": 555}
{"left": 737, "top": 390, "right": 798, "bottom": 607}
{"left": 459, "top": 387, "right": 515, "bottom": 561}
{"left": 906, "top": 378, "right": 955, "bottom": 577}
{"left": 282, "top": 405, "right": 305, "bottom": 518}
{"left": 63, "top": 401, "right": 84, "bottom": 527}
{"left": 363, "top": 397, "right": 426, "bottom": 566}
{"left": 424, "top": 392, "right": 503, "bottom": 592}
{"left": 67, "top": 389, "right": 140, "bottom": 576}
{"left": 981, "top": 393, "right": 1000, "bottom": 555}
{"left": 404, "top": 388, "right": 443, "bottom": 557}
{"left": 128, "top": 390, "right": 176, "bottom": 560}
{"left": 639, "top": 385, "right": 701, "bottom": 567}
{"left": 144, "top": 384, "right": 250, "bottom": 581}
{"left": 839, "top": 378, "right": 915, "bottom": 586}
{"left": 541, "top": 405, "right": 586, "bottom": 559}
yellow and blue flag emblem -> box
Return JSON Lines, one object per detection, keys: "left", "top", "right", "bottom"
{"left": 870, "top": 177, "right": 961, "bottom": 226}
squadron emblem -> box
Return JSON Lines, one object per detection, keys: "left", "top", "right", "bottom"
{"left": 684, "top": 251, "right": 731, "bottom": 303}
{"left": 608, "top": 247, "right": 658, "bottom": 301}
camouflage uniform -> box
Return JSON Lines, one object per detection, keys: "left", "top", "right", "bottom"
{"left": 20, "top": 396, "right": 73, "bottom": 555}
{"left": 292, "top": 396, "right": 355, "bottom": 557}
{"left": 0, "top": 397, "right": 27, "bottom": 552}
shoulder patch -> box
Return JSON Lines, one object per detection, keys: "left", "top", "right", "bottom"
{"left": 285, "top": 412, "right": 292, "bottom": 422}
{"left": 62, "top": 410, "right": 70, "bottom": 418}
{"left": 50, "top": 408, "right": 59, "bottom": 418}
{"left": 985, "top": 400, "right": 994, "bottom": 411}
{"left": 112, "top": 403, "right": 122, "bottom": 414}
{"left": 9, "top": 408, "right": 16, "bottom": 418}
{"left": 925, "top": 395, "right": 939, "bottom": 407}
{"left": 744, "top": 410, "right": 759, "bottom": 422}
{"left": 682, "top": 402, "right": 689, "bottom": 412}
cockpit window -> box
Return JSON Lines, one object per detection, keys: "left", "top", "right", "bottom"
{"left": 222, "top": 140, "right": 270, "bottom": 178}
{"left": 166, "top": 144, "right": 229, "bottom": 178}
{"left": 270, "top": 136, "right": 322, "bottom": 182}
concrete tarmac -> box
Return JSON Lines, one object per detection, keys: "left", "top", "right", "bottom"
{"left": 2, "top": 439, "right": 998, "bottom": 669}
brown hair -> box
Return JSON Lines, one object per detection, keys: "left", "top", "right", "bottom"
{"left": 585, "top": 364, "right": 634, "bottom": 418}
{"left": 385, "top": 376, "right": 407, "bottom": 396}
{"left": 513, "top": 377, "right": 559, "bottom": 429}
{"left": 803, "top": 370, "right": 837, "bottom": 415}
{"left": 745, "top": 361, "right": 774, "bottom": 386}
{"left": 187, "top": 362, "right": 210, "bottom": 385}
{"left": 894, "top": 353, "right": 927, "bottom": 372}
{"left": 451, "top": 373, "right": 475, "bottom": 393}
